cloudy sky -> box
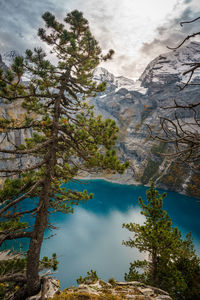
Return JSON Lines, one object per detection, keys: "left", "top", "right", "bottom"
{"left": 0, "top": 0, "right": 200, "bottom": 79}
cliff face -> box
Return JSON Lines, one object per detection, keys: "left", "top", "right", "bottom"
{"left": 0, "top": 101, "right": 32, "bottom": 186}
{"left": 0, "top": 51, "right": 33, "bottom": 182}
{"left": 90, "top": 42, "right": 200, "bottom": 197}
{"left": 0, "top": 43, "right": 200, "bottom": 196}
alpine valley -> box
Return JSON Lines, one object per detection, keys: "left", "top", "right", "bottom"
{"left": 0, "top": 42, "right": 200, "bottom": 197}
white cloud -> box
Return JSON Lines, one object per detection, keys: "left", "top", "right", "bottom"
{"left": 41, "top": 207, "right": 145, "bottom": 288}
{"left": 0, "top": 0, "right": 199, "bottom": 79}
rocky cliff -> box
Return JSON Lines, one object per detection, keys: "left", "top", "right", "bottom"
{"left": 0, "top": 43, "right": 200, "bottom": 196}
{"left": 88, "top": 42, "right": 200, "bottom": 197}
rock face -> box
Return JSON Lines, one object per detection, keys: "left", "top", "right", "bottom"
{"left": 0, "top": 97, "right": 34, "bottom": 184}
{"left": 89, "top": 42, "right": 200, "bottom": 197}
{"left": 52, "top": 280, "right": 172, "bottom": 300}
{"left": 0, "top": 44, "right": 200, "bottom": 196}
{"left": 140, "top": 41, "right": 200, "bottom": 87}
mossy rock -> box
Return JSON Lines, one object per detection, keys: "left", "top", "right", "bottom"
{"left": 50, "top": 291, "right": 122, "bottom": 300}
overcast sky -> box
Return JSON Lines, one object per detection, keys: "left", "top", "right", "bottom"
{"left": 0, "top": 0, "right": 200, "bottom": 79}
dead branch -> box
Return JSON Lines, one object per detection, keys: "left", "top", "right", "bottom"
{"left": 180, "top": 16, "right": 200, "bottom": 27}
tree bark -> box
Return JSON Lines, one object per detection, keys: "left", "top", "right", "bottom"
{"left": 13, "top": 178, "right": 52, "bottom": 300}
{"left": 13, "top": 93, "right": 61, "bottom": 300}
{"left": 152, "top": 248, "right": 158, "bottom": 285}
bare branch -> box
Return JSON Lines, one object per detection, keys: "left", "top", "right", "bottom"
{"left": 167, "top": 32, "right": 200, "bottom": 50}
{"left": 180, "top": 16, "right": 200, "bottom": 27}
{"left": 161, "top": 100, "right": 200, "bottom": 110}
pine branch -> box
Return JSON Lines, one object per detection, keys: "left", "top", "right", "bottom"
{"left": 0, "top": 180, "right": 42, "bottom": 216}
{"left": 0, "top": 231, "right": 33, "bottom": 247}
{"left": 1, "top": 93, "right": 52, "bottom": 101}
{"left": 3, "top": 208, "right": 37, "bottom": 219}
{"left": 0, "top": 138, "right": 53, "bottom": 155}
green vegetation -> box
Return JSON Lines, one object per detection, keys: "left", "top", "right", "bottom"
{"left": 141, "top": 142, "right": 167, "bottom": 185}
{"left": 77, "top": 270, "right": 99, "bottom": 284}
{"left": 0, "top": 10, "right": 128, "bottom": 300}
{"left": 141, "top": 159, "right": 159, "bottom": 184}
{"left": 50, "top": 292, "right": 122, "bottom": 300}
{"left": 122, "top": 181, "right": 200, "bottom": 300}
{"left": 108, "top": 278, "right": 116, "bottom": 286}
{"left": 186, "top": 173, "right": 200, "bottom": 198}
{"left": 159, "top": 162, "right": 185, "bottom": 190}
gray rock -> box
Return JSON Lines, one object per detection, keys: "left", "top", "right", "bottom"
{"left": 61, "top": 279, "right": 172, "bottom": 299}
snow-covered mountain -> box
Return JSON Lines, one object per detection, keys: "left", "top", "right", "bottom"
{"left": 140, "top": 41, "right": 200, "bottom": 86}
{"left": 93, "top": 67, "right": 146, "bottom": 94}
{"left": 0, "top": 42, "right": 200, "bottom": 197}
{"left": 2, "top": 50, "right": 21, "bottom": 66}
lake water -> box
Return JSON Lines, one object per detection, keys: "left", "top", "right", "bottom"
{"left": 40, "top": 180, "right": 200, "bottom": 288}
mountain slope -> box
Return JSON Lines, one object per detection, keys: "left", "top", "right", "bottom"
{"left": 0, "top": 43, "right": 200, "bottom": 196}
{"left": 89, "top": 42, "right": 200, "bottom": 197}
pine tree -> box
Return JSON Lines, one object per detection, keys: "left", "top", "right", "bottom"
{"left": 0, "top": 10, "right": 128, "bottom": 299}
{"left": 122, "top": 181, "right": 200, "bottom": 300}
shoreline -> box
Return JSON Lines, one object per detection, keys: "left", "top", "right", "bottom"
{"left": 75, "top": 174, "right": 197, "bottom": 199}
{"left": 75, "top": 174, "right": 142, "bottom": 186}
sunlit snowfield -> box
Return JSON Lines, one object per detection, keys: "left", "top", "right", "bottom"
{"left": 41, "top": 180, "right": 200, "bottom": 288}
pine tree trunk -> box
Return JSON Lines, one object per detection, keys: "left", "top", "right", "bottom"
{"left": 152, "top": 249, "right": 158, "bottom": 285}
{"left": 13, "top": 171, "right": 53, "bottom": 300}
{"left": 13, "top": 95, "right": 61, "bottom": 300}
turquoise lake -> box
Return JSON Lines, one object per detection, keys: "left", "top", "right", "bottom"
{"left": 40, "top": 180, "right": 200, "bottom": 288}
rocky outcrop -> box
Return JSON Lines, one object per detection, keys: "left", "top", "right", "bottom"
{"left": 51, "top": 280, "right": 172, "bottom": 300}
